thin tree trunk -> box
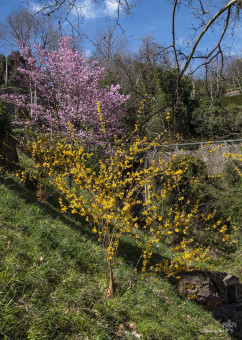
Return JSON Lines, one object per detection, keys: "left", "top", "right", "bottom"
{"left": 210, "top": 75, "right": 214, "bottom": 105}
{"left": 30, "top": 80, "right": 33, "bottom": 117}
{"left": 34, "top": 85, "right": 37, "bottom": 106}
{"left": 192, "top": 79, "right": 196, "bottom": 99}
{"left": 106, "top": 255, "right": 118, "bottom": 298}
{"left": 4, "top": 57, "right": 8, "bottom": 86}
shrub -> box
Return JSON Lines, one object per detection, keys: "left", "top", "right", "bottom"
{"left": 18, "top": 101, "right": 237, "bottom": 297}
{"left": 0, "top": 102, "right": 19, "bottom": 172}
{"left": 223, "top": 159, "right": 242, "bottom": 186}
{"left": 190, "top": 104, "right": 242, "bottom": 139}
{"left": 0, "top": 102, "right": 11, "bottom": 141}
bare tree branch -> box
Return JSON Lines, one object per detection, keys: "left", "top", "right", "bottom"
{"left": 172, "top": 0, "right": 180, "bottom": 74}
{"left": 32, "top": 0, "right": 136, "bottom": 33}
{"left": 0, "top": 7, "right": 59, "bottom": 49}
{"left": 186, "top": 6, "right": 231, "bottom": 75}
{"left": 179, "top": 0, "right": 238, "bottom": 79}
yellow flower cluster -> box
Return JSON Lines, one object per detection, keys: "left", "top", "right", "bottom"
{"left": 165, "top": 112, "right": 171, "bottom": 120}
{"left": 223, "top": 152, "right": 242, "bottom": 177}
{"left": 17, "top": 101, "right": 238, "bottom": 290}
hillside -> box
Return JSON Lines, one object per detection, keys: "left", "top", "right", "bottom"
{"left": 0, "top": 171, "right": 236, "bottom": 340}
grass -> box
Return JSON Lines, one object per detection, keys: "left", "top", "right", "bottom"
{"left": 205, "top": 178, "right": 242, "bottom": 280}
{"left": 0, "top": 168, "right": 237, "bottom": 340}
{"left": 220, "top": 94, "right": 242, "bottom": 107}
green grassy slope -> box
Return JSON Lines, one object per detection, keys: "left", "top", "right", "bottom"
{"left": 0, "top": 174, "right": 233, "bottom": 340}
{"left": 220, "top": 94, "right": 242, "bottom": 107}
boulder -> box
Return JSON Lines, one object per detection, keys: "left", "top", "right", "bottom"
{"left": 223, "top": 275, "right": 240, "bottom": 304}
{"left": 172, "top": 270, "right": 227, "bottom": 311}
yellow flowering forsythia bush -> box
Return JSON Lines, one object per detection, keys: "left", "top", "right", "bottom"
{"left": 20, "top": 102, "right": 237, "bottom": 297}
{"left": 223, "top": 151, "right": 242, "bottom": 177}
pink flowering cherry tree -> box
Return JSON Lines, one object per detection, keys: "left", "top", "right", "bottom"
{"left": 2, "top": 37, "right": 129, "bottom": 143}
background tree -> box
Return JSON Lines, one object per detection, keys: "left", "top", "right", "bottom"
{"left": 0, "top": 37, "right": 129, "bottom": 143}
{"left": 0, "top": 8, "right": 59, "bottom": 49}
{"left": 23, "top": 0, "right": 241, "bottom": 139}
{"left": 204, "top": 56, "right": 226, "bottom": 106}
{"left": 167, "top": 0, "right": 242, "bottom": 134}
{"left": 0, "top": 52, "right": 24, "bottom": 87}
{"left": 103, "top": 35, "right": 174, "bottom": 138}
{"left": 5, "top": 51, "right": 28, "bottom": 88}
{"left": 91, "top": 24, "right": 128, "bottom": 69}
{"left": 0, "top": 54, "right": 5, "bottom": 85}
{"left": 225, "top": 56, "right": 242, "bottom": 92}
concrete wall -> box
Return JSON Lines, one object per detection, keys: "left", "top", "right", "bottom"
{"left": 148, "top": 143, "right": 242, "bottom": 175}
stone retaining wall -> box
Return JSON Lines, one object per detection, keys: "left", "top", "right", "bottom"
{"left": 148, "top": 143, "right": 242, "bottom": 175}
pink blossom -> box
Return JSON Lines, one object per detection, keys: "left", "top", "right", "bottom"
{"left": 1, "top": 37, "right": 129, "bottom": 143}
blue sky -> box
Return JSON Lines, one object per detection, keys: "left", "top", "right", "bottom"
{"left": 0, "top": 0, "right": 241, "bottom": 59}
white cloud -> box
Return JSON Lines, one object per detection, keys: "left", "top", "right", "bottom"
{"left": 85, "top": 49, "right": 92, "bottom": 57}
{"left": 73, "top": 0, "right": 118, "bottom": 19}
{"left": 104, "top": 0, "right": 119, "bottom": 16}
{"left": 28, "top": 1, "right": 44, "bottom": 14}
{"left": 75, "top": 0, "right": 99, "bottom": 19}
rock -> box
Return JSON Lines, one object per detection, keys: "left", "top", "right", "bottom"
{"left": 171, "top": 270, "right": 242, "bottom": 338}
{"left": 172, "top": 270, "right": 227, "bottom": 311}
{"left": 223, "top": 275, "right": 240, "bottom": 304}
{"left": 224, "top": 89, "right": 241, "bottom": 97}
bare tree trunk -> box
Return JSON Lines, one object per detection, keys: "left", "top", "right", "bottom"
{"left": 216, "top": 59, "right": 219, "bottom": 95}
{"left": 30, "top": 80, "right": 33, "bottom": 117}
{"left": 106, "top": 255, "right": 115, "bottom": 298}
{"left": 4, "top": 57, "right": 8, "bottom": 86}
{"left": 191, "top": 79, "right": 196, "bottom": 99}
{"left": 34, "top": 85, "right": 37, "bottom": 106}
{"left": 210, "top": 75, "right": 214, "bottom": 105}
